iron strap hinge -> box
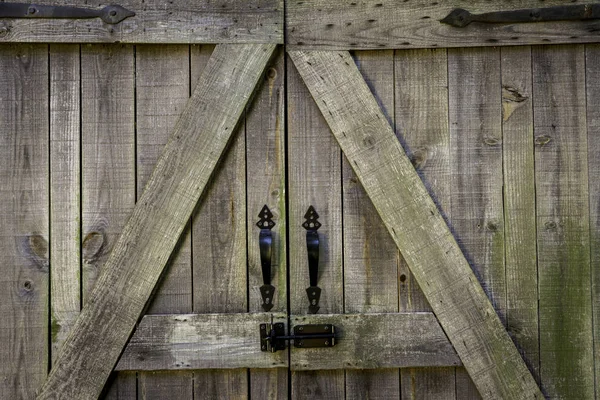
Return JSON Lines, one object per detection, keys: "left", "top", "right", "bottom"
{"left": 260, "top": 323, "right": 336, "bottom": 353}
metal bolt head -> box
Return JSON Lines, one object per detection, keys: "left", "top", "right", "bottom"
{"left": 297, "top": 341, "right": 304, "bottom": 347}
{"left": 324, "top": 326, "right": 329, "bottom": 331}
{"left": 324, "top": 341, "right": 329, "bottom": 346}
{"left": 298, "top": 326, "right": 304, "bottom": 331}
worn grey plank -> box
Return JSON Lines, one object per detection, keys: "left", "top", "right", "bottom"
{"left": 80, "top": 44, "right": 136, "bottom": 400}
{"left": 49, "top": 44, "right": 80, "bottom": 363}
{"left": 500, "top": 46, "right": 539, "bottom": 380}
{"left": 135, "top": 44, "right": 192, "bottom": 400}
{"left": 394, "top": 47, "right": 456, "bottom": 400}
{"left": 532, "top": 44, "right": 594, "bottom": 400}
{"left": 190, "top": 43, "right": 249, "bottom": 400}
{"left": 0, "top": 43, "right": 49, "bottom": 400}
{"left": 289, "top": 50, "right": 542, "bottom": 400}
{"left": 585, "top": 43, "right": 600, "bottom": 400}
{"left": 37, "top": 43, "right": 275, "bottom": 400}
{"left": 344, "top": 50, "right": 400, "bottom": 400}
{"left": 246, "top": 47, "right": 288, "bottom": 399}
{"left": 287, "top": 0, "right": 600, "bottom": 50}
{"left": 0, "top": 0, "right": 282, "bottom": 44}
{"left": 291, "top": 313, "right": 460, "bottom": 370}
{"left": 116, "top": 313, "right": 287, "bottom": 370}
{"left": 448, "top": 47, "right": 504, "bottom": 400}
{"left": 287, "top": 52, "right": 345, "bottom": 400}
{"left": 401, "top": 368, "right": 456, "bottom": 400}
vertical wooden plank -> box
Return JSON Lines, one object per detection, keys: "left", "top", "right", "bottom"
{"left": 448, "top": 47, "right": 504, "bottom": 400}
{"left": 394, "top": 48, "right": 456, "bottom": 399}
{"left": 0, "top": 43, "right": 49, "bottom": 400}
{"left": 586, "top": 43, "right": 600, "bottom": 400}
{"left": 246, "top": 47, "right": 288, "bottom": 399}
{"left": 190, "top": 44, "right": 248, "bottom": 399}
{"left": 135, "top": 44, "right": 193, "bottom": 400}
{"left": 500, "top": 46, "right": 539, "bottom": 379}
{"left": 81, "top": 44, "right": 136, "bottom": 399}
{"left": 343, "top": 50, "right": 399, "bottom": 400}
{"left": 288, "top": 55, "right": 344, "bottom": 400}
{"left": 532, "top": 44, "right": 593, "bottom": 399}
{"left": 49, "top": 44, "right": 80, "bottom": 363}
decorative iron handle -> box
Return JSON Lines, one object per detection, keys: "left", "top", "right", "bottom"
{"left": 441, "top": 4, "right": 600, "bottom": 28}
{"left": 257, "top": 205, "right": 275, "bottom": 312}
{"left": 0, "top": 3, "right": 135, "bottom": 24}
{"left": 303, "top": 206, "right": 321, "bottom": 314}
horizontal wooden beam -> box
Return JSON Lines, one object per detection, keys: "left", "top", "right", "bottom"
{"left": 289, "top": 50, "right": 543, "bottom": 399}
{"left": 114, "top": 312, "right": 459, "bottom": 371}
{"left": 37, "top": 43, "right": 276, "bottom": 400}
{"left": 116, "top": 313, "right": 288, "bottom": 371}
{"left": 287, "top": 0, "right": 600, "bottom": 50}
{"left": 290, "top": 313, "right": 460, "bottom": 370}
{"left": 0, "top": 0, "right": 282, "bottom": 44}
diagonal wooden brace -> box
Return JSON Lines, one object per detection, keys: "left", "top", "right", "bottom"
{"left": 289, "top": 50, "right": 543, "bottom": 400}
{"left": 37, "top": 43, "right": 276, "bottom": 400}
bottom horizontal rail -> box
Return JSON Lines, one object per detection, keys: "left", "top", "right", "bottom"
{"left": 115, "top": 312, "right": 461, "bottom": 371}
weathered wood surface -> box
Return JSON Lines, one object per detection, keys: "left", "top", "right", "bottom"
{"left": 287, "top": 52, "right": 345, "bottom": 399}
{"left": 0, "top": 43, "right": 49, "bottom": 400}
{"left": 135, "top": 44, "right": 192, "bottom": 400}
{"left": 586, "top": 43, "right": 600, "bottom": 400}
{"left": 289, "top": 50, "right": 543, "bottom": 399}
{"left": 288, "top": 0, "right": 600, "bottom": 50}
{"left": 246, "top": 47, "right": 288, "bottom": 399}
{"left": 80, "top": 44, "right": 136, "bottom": 399}
{"left": 448, "top": 47, "right": 504, "bottom": 400}
{"left": 190, "top": 42, "right": 249, "bottom": 399}
{"left": 344, "top": 50, "right": 400, "bottom": 400}
{"left": 116, "top": 313, "right": 287, "bottom": 370}
{"left": 291, "top": 313, "right": 460, "bottom": 370}
{"left": 0, "top": 0, "right": 283, "bottom": 44}
{"left": 49, "top": 44, "right": 80, "bottom": 363}
{"left": 500, "top": 46, "right": 539, "bottom": 379}
{"left": 394, "top": 47, "right": 457, "bottom": 399}
{"left": 37, "top": 43, "right": 275, "bottom": 400}
{"left": 532, "top": 45, "right": 594, "bottom": 400}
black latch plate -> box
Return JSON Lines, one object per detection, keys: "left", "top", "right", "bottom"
{"left": 260, "top": 322, "right": 286, "bottom": 353}
{"left": 294, "top": 324, "right": 335, "bottom": 348}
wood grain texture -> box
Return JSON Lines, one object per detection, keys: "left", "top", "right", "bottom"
{"left": 532, "top": 44, "right": 594, "bottom": 400}
{"left": 289, "top": 50, "right": 542, "bottom": 400}
{"left": 585, "top": 43, "right": 600, "bottom": 400}
{"left": 190, "top": 42, "right": 249, "bottom": 399}
{"left": 500, "top": 46, "right": 539, "bottom": 379}
{"left": 37, "top": 43, "right": 275, "bottom": 400}
{"left": 287, "top": 52, "right": 345, "bottom": 400}
{"left": 287, "top": 0, "right": 600, "bottom": 50}
{"left": 394, "top": 47, "right": 456, "bottom": 400}
{"left": 447, "top": 47, "right": 504, "bottom": 400}
{"left": 116, "top": 313, "right": 287, "bottom": 370}
{"left": 344, "top": 50, "right": 399, "bottom": 400}
{"left": 246, "top": 47, "right": 288, "bottom": 399}
{"left": 135, "top": 44, "right": 192, "bottom": 400}
{"left": 0, "top": 43, "right": 49, "bottom": 400}
{"left": 49, "top": 44, "right": 80, "bottom": 363}
{"left": 401, "top": 367, "right": 456, "bottom": 400}
{"left": 291, "top": 313, "right": 460, "bottom": 370}
{"left": 0, "top": 0, "right": 283, "bottom": 44}
{"left": 80, "top": 43, "right": 136, "bottom": 400}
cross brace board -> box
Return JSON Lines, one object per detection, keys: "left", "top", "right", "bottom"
{"left": 37, "top": 43, "right": 275, "bottom": 400}
{"left": 288, "top": 50, "right": 543, "bottom": 400}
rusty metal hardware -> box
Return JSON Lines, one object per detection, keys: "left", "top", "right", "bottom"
{"left": 0, "top": 3, "right": 135, "bottom": 24}
{"left": 257, "top": 205, "right": 276, "bottom": 312}
{"left": 303, "top": 206, "right": 321, "bottom": 314}
{"left": 260, "top": 322, "right": 336, "bottom": 353}
{"left": 441, "top": 4, "right": 600, "bottom": 28}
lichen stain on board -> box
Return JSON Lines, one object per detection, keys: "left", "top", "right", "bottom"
{"left": 502, "top": 85, "right": 529, "bottom": 122}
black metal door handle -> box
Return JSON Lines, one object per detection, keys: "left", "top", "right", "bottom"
{"left": 441, "top": 4, "right": 600, "bottom": 28}
{"left": 303, "top": 206, "right": 321, "bottom": 314}
{"left": 0, "top": 3, "right": 135, "bottom": 24}
{"left": 257, "top": 205, "right": 275, "bottom": 312}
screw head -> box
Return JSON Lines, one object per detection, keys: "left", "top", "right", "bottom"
{"left": 298, "top": 326, "right": 304, "bottom": 331}
{"left": 297, "top": 341, "right": 304, "bottom": 347}
{"left": 324, "top": 341, "right": 329, "bottom": 346}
